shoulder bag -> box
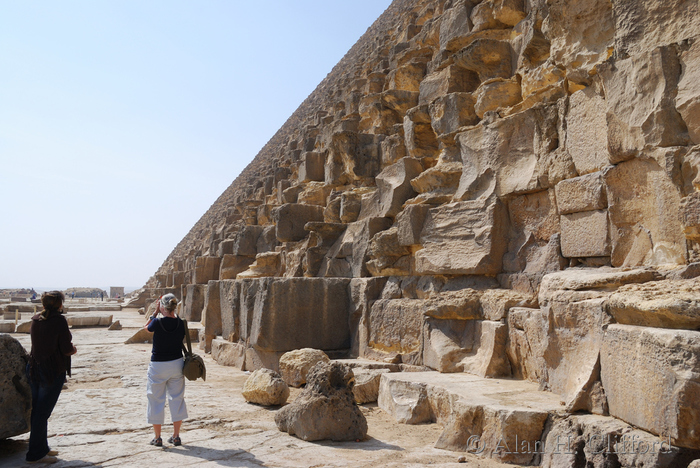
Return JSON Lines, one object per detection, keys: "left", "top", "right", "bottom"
{"left": 181, "top": 319, "right": 206, "bottom": 381}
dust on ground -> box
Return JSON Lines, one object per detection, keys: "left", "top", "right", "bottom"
{"left": 0, "top": 308, "right": 516, "bottom": 468}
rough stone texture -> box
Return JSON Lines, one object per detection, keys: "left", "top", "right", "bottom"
{"left": 273, "top": 204, "right": 324, "bottom": 242}
{"left": 358, "top": 157, "right": 423, "bottom": 219}
{"left": 352, "top": 369, "right": 389, "bottom": 404}
{"left": 194, "top": 256, "right": 221, "bottom": 285}
{"left": 541, "top": 414, "right": 700, "bottom": 468}
{"left": 202, "top": 280, "right": 222, "bottom": 341}
{"left": 0, "top": 334, "right": 31, "bottom": 439}
{"left": 554, "top": 172, "right": 607, "bottom": 216}
{"left": 182, "top": 284, "right": 207, "bottom": 322}
{"left": 242, "top": 368, "right": 289, "bottom": 406}
{"left": 211, "top": 338, "right": 246, "bottom": 369}
{"left": 607, "top": 278, "right": 700, "bottom": 329}
{"left": 275, "top": 362, "right": 367, "bottom": 442}
{"left": 415, "top": 199, "right": 508, "bottom": 275}
{"left": 559, "top": 210, "right": 611, "bottom": 258}
{"left": 278, "top": 348, "right": 330, "bottom": 388}
{"left": 601, "top": 324, "right": 700, "bottom": 450}
{"left": 219, "top": 255, "right": 255, "bottom": 280}
{"left": 677, "top": 39, "right": 700, "bottom": 145}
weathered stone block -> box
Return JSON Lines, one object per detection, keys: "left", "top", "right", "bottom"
{"left": 249, "top": 278, "right": 352, "bottom": 353}
{"left": 681, "top": 192, "right": 700, "bottom": 241}
{"left": 601, "top": 324, "right": 700, "bottom": 450}
{"left": 555, "top": 171, "right": 608, "bottom": 215}
{"left": 428, "top": 93, "right": 478, "bottom": 136}
{"left": 677, "top": 39, "right": 700, "bottom": 145}
{"left": 566, "top": 87, "right": 612, "bottom": 175}
{"left": 368, "top": 299, "right": 424, "bottom": 364}
{"left": 453, "top": 38, "right": 514, "bottom": 82}
{"left": 233, "top": 225, "right": 265, "bottom": 257}
{"left": 560, "top": 210, "right": 611, "bottom": 258}
{"left": 415, "top": 199, "right": 508, "bottom": 275}
{"left": 359, "top": 157, "right": 423, "bottom": 220}
{"left": 419, "top": 65, "right": 480, "bottom": 106}
{"left": 194, "top": 256, "right": 221, "bottom": 284}
{"left": 219, "top": 255, "right": 255, "bottom": 280}
{"left": 0, "top": 334, "right": 30, "bottom": 439}
{"left": 297, "top": 152, "right": 325, "bottom": 183}
{"left": 202, "top": 280, "right": 221, "bottom": 338}
{"left": 273, "top": 203, "right": 324, "bottom": 242}
{"left": 320, "top": 217, "right": 392, "bottom": 278}
{"left": 396, "top": 203, "right": 430, "bottom": 246}
{"left": 278, "top": 348, "right": 330, "bottom": 388}
{"left": 438, "top": 1, "right": 472, "bottom": 52}
{"left": 183, "top": 284, "right": 207, "bottom": 322}
{"left": 211, "top": 338, "right": 246, "bottom": 369}
{"left": 242, "top": 368, "right": 289, "bottom": 406}
{"left": 474, "top": 78, "right": 522, "bottom": 118}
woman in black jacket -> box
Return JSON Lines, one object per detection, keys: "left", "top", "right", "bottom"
{"left": 144, "top": 293, "right": 188, "bottom": 447}
{"left": 26, "top": 291, "right": 77, "bottom": 464}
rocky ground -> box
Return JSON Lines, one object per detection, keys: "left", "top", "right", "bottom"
{"left": 0, "top": 308, "right": 515, "bottom": 468}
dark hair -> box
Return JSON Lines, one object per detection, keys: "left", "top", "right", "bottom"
{"left": 41, "top": 291, "right": 65, "bottom": 317}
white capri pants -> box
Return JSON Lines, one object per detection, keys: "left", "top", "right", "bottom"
{"left": 147, "top": 358, "right": 188, "bottom": 424}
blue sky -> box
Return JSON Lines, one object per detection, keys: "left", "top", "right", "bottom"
{"left": 0, "top": 0, "right": 393, "bottom": 291}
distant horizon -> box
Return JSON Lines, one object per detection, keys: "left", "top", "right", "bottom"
{"left": 1, "top": 286, "right": 141, "bottom": 294}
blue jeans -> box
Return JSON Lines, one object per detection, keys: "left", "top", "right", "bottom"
{"left": 25, "top": 364, "right": 65, "bottom": 462}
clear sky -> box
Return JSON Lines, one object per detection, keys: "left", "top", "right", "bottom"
{"left": 0, "top": 0, "right": 393, "bottom": 292}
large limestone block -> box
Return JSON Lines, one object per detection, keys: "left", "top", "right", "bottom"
{"left": 423, "top": 319, "right": 510, "bottom": 377}
{"left": 319, "top": 217, "right": 392, "bottom": 278}
{"left": 219, "top": 280, "right": 240, "bottom": 342}
{"left": 202, "top": 280, "right": 221, "bottom": 338}
{"left": 278, "top": 348, "right": 330, "bottom": 388}
{"left": 565, "top": 88, "right": 612, "bottom": 175}
{"left": 211, "top": 338, "right": 246, "bottom": 369}
{"left": 409, "top": 162, "right": 463, "bottom": 200}
{"left": 554, "top": 171, "right": 607, "bottom": 215}
{"left": 349, "top": 277, "right": 387, "bottom": 359}
{"left": 419, "top": 65, "right": 480, "bottom": 106}
{"left": 194, "top": 256, "right": 221, "bottom": 284}
{"left": 677, "top": 39, "right": 700, "bottom": 145}
{"left": 0, "top": 334, "right": 30, "bottom": 439}
{"left": 236, "top": 252, "right": 281, "bottom": 279}
{"left": 420, "top": 289, "right": 482, "bottom": 320}
{"left": 543, "top": 298, "right": 611, "bottom": 412}
{"left": 428, "top": 93, "right": 478, "bottom": 136}
{"left": 415, "top": 199, "right": 508, "bottom": 276}
{"left": 242, "top": 368, "right": 289, "bottom": 406}
{"left": 368, "top": 299, "right": 424, "bottom": 364}
{"left": 455, "top": 105, "right": 558, "bottom": 199}
{"left": 474, "top": 78, "right": 522, "bottom": 118}
{"left": 507, "top": 307, "right": 548, "bottom": 382}
{"left": 297, "top": 152, "right": 325, "bottom": 183}
{"left": 600, "top": 46, "right": 689, "bottom": 161}
{"left": 611, "top": 0, "right": 700, "bottom": 57}
{"left": 438, "top": 0, "right": 472, "bottom": 52}
{"left": 377, "top": 374, "right": 433, "bottom": 425}
{"left": 542, "top": 0, "right": 614, "bottom": 83}
{"left": 358, "top": 157, "right": 423, "bottom": 219}
{"left": 607, "top": 278, "right": 700, "bottom": 329}
{"left": 681, "top": 192, "right": 700, "bottom": 241}
{"left": 538, "top": 268, "right": 661, "bottom": 304}
{"left": 541, "top": 414, "right": 700, "bottom": 468}
{"left": 403, "top": 107, "right": 439, "bottom": 160}
{"left": 396, "top": 204, "right": 430, "bottom": 246}
{"left": 275, "top": 362, "right": 367, "bottom": 442}
{"left": 559, "top": 210, "right": 611, "bottom": 258}
{"left": 479, "top": 288, "right": 535, "bottom": 321}
{"left": 454, "top": 38, "right": 514, "bottom": 82}
{"left": 352, "top": 369, "right": 389, "bottom": 404}
{"left": 471, "top": 0, "right": 525, "bottom": 32}
{"left": 249, "top": 278, "right": 352, "bottom": 353}
{"left": 365, "top": 227, "right": 412, "bottom": 277}
{"left": 183, "top": 284, "right": 207, "bottom": 322}
{"left": 273, "top": 204, "right": 324, "bottom": 242}
{"left": 379, "top": 372, "right": 563, "bottom": 466}
{"left": 219, "top": 254, "right": 255, "bottom": 280}
{"left": 601, "top": 324, "right": 700, "bottom": 449}
{"left": 232, "top": 225, "right": 264, "bottom": 257}
{"left": 605, "top": 157, "right": 686, "bottom": 267}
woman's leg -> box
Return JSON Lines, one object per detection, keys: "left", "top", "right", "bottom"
{"left": 165, "top": 360, "right": 188, "bottom": 426}
{"left": 146, "top": 363, "right": 167, "bottom": 428}
{"left": 26, "top": 372, "right": 65, "bottom": 462}
{"left": 173, "top": 420, "right": 182, "bottom": 438}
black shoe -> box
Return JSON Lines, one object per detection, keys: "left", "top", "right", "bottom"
{"left": 150, "top": 437, "right": 162, "bottom": 447}
{"left": 168, "top": 436, "right": 181, "bottom": 446}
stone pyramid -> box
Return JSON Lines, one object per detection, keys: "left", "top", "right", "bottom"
{"left": 134, "top": 0, "right": 700, "bottom": 465}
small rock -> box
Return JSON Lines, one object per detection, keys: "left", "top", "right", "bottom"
{"left": 242, "top": 369, "right": 289, "bottom": 406}
{"left": 458, "top": 456, "right": 467, "bottom": 463}
{"left": 278, "top": 348, "right": 330, "bottom": 387}
{"left": 108, "top": 320, "right": 122, "bottom": 330}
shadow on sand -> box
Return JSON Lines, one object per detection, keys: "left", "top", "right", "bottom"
{"left": 169, "top": 444, "right": 267, "bottom": 467}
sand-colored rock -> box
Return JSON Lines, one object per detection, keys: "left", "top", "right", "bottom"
{"left": 275, "top": 362, "right": 367, "bottom": 442}
{"left": 278, "top": 348, "right": 331, "bottom": 388}
{"left": 601, "top": 324, "right": 700, "bottom": 450}
{"left": 242, "top": 368, "right": 289, "bottom": 406}
{"left": 0, "top": 334, "right": 30, "bottom": 439}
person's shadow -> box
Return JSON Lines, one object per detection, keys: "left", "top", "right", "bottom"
{"left": 168, "top": 444, "right": 267, "bottom": 467}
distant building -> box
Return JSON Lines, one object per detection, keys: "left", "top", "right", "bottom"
{"left": 110, "top": 287, "right": 125, "bottom": 299}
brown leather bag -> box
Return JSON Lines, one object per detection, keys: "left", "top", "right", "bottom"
{"left": 181, "top": 319, "right": 206, "bottom": 381}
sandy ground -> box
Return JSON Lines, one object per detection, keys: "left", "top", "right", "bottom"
{"left": 0, "top": 308, "right": 516, "bottom": 468}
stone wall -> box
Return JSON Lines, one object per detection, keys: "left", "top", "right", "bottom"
{"left": 142, "top": 0, "right": 700, "bottom": 458}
